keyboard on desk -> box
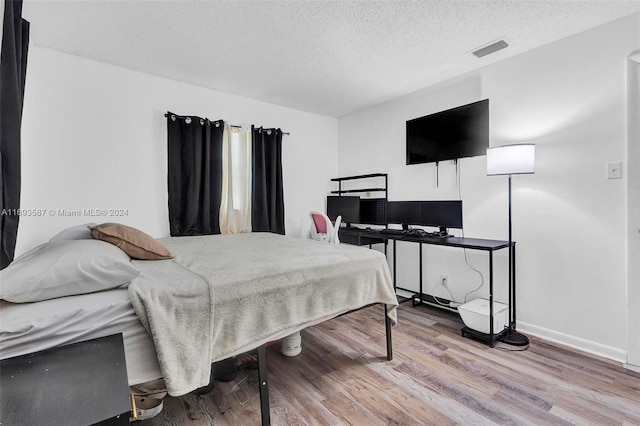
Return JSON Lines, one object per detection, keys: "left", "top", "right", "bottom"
{"left": 378, "top": 228, "right": 406, "bottom": 235}
{"left": 378, "top": 228, "right": 451, "bottom": 238}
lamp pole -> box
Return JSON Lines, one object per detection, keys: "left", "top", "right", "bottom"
{"left": 509, "top": 174, "right": 513, "bottom": 328}
{"left": 486, "top": 143, "right": 534, "bottom": 347}
{"left": 498, "top": 173, "right": 529, "bottom": 346}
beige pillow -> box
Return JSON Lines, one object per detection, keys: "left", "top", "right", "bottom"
{"left": 89, "top": 223, "right": 173, "bottom": 260}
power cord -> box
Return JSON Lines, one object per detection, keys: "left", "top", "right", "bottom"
{"left": 457, "top": 160, "right": 486, "bottom": 303}
{"left": 432, "top": 294, "right": 452, "bottom": 307}
{"left": 432, "top": 275, "right": 457, "bottom": 307}
{"left": 461, "top": 228, "right": 485, "bottom": 303}
{"left": 425, "top": 160, "right": 486, "bottom": 308}
{"left": 455, "top": 159, "right": 459, "bottom": 188}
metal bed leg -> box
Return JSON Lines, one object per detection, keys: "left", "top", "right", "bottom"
{"left": 384, "top": 305, "right": 393, "bottom": 361}
{"left": 257, "top": 345, "right": 270, "bottom": 426}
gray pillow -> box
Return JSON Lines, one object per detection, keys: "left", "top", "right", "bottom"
{"left": 49, "top": 223, "right": 97, "bottom": 242}
{"left": 0, "top": 239, "right": 140, "bottom": 303}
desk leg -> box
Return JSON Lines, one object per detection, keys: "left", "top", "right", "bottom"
{"left": 512, "top": 243, "right": 517, "bottom": 329}
{"left": 489, "top": 252, "right": 494, "bottom": 347}
{"left": 501, "top": 242, "right": 528, "bottom": 346}
{"left": 384, "top": 305, "right": 393, "bottom": 361}
{"left": 419, "top": 243, "right": 423, "bottom": 304}
{"left": 257, "top": 345, "right": 270, "bottom": 426}
{"left": 392, "top": 239, "right": 397, "bottom": 292}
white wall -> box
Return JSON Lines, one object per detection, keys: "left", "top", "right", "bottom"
{"left": 338, "top": 13, "right": 639, "bottom": 360}
{"left": 16, "top": 47, "right": 338, "bottom": 255}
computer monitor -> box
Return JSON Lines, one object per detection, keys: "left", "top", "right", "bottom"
{"left": 387, "top": 201, "right": 421, "bottom": 230}
{"left": 419, "top": 200, "right": 463, "bottom": 234}
{"left": 326, "top": 196, "right": 360, "bottom": 226}
{"left": 359, "top": 198, "right": 387, "bottom": 225}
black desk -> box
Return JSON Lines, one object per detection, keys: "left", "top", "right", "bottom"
{"left": 0, "top": 334, "right": 131, "bottom": 425}
{"left": 339, "top": 228, "right": 514, "bottom": 346}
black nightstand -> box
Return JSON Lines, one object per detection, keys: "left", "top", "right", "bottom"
{"left": 0, "top": 333, "right": 131, "bottom": 425}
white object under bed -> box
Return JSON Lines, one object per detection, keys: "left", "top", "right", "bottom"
{"left": 0, "top": 287, "right": 162, "bottom": 385}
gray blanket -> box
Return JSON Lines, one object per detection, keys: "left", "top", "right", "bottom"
{"left": 129, "top": 233, "right": 398, "bottom": 396}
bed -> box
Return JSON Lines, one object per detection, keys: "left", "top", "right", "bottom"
{"left": 1, "top": 229, "right": 398, "bottom": 421}
{"left": 0, "top": 287, "right": 161, "bottom": 384}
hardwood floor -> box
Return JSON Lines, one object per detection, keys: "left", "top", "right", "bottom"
{"left": 137, "top": 301, "right": 640, "bottom": 425}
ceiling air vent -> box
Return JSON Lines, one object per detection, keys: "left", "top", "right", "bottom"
{"left": 472, "top": 39, "right": 509, "bottom": 58}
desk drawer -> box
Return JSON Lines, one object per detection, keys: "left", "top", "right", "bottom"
{"left": 339, "top": 231, "right": 385, "bottom": 246}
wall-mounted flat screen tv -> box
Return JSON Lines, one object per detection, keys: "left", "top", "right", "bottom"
{"left": 406, "top": 99, "right": 489, "bottom": 165}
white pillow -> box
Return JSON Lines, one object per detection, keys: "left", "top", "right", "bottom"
{"left": 0, "top": 239, "right": 140, "bottom": 303}
{"left": 49, "top": 223, "right": 97, "bottom": 242}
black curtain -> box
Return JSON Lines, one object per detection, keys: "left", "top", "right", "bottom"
{"left": 251, "top": 127, "right": 285, "bottom": 234}
{"left": 0, "top": 0, "right": 29, "bottom": 269}
{"left": 167, "top": 112, "right": 224, "bottom": 236}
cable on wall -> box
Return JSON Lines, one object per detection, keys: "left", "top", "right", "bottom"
{"left": 456, "top": 159, "right": 486, "bottom": 303}
{"left": 455, "top": 159, "right": 459, "bottom": 188}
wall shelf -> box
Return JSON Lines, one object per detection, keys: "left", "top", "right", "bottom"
{"left": 330, "top": 173, "right": 387, "bottom": 182}
{"left": 331, "top": 174, "right": 388, "bottom": 198}
{"left": 331, "top": 187, "right": 387, "bottom": 194}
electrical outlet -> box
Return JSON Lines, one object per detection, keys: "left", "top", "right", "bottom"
{"left": 607, "top": 161, "right": 623, "bottom": 179}
{"left": 441, "top": 275, "right": 448, "bottom": 288}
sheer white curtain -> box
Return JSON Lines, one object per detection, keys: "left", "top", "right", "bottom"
{"left": 220, "top": 123, "right": 252, "bottom": 233}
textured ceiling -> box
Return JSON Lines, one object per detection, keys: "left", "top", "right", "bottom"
{"left": 22, "top": 0, "right": 640, "bottom": 117}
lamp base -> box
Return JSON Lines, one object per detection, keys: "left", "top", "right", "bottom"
{"left": 497, "top": 328, "right": 529, "bottom": 346}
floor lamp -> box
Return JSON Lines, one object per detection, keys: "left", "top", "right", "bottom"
{"left": 487, "top": 143, "right": 535, "bottom": 346}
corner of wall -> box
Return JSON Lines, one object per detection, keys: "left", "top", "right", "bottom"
{"left": 625, "top": 50, "right": 640, "bottom": 367}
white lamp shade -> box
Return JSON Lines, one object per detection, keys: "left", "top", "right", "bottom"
{"left": 487, "top": 144, "right": 535, "bottom": 176}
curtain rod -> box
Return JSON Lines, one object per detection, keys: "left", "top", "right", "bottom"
{"left": 164, "top": 113, "right": 290, "bottom": 135}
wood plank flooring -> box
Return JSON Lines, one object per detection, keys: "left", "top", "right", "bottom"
{"left": 137, "top": 300, "right": 640, "bottom": 425}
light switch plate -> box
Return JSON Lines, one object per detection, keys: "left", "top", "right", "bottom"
{"left": 607, "top": 161, "right": 623, "bottom": 179}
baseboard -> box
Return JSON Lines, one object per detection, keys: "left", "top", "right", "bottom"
{"left": 624, "top": 363, "right": 640, "bottom": 373}
{"left": 395, "top": 289, "right": 414, "bottom": 299}
{"left": 399, "top": 295, "right": 635, "bottom": 367}
{"left": 517, "top": 321, "right": 627, "bottom": 364}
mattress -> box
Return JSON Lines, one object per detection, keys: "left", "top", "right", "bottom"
{"left": 0, "top": 287, "right": 162, "bottom": 386}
